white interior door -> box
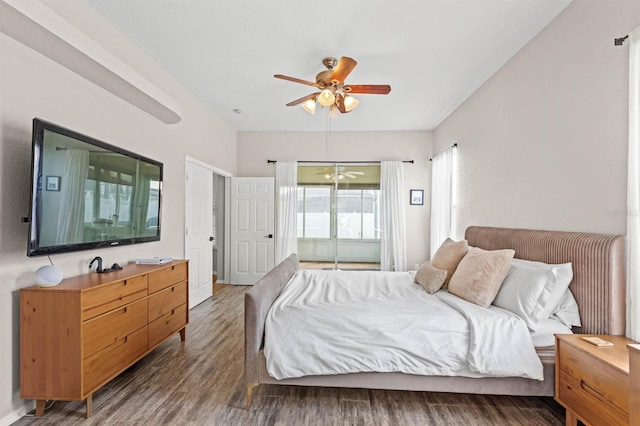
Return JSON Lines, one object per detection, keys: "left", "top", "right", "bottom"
{"left": 185, "top": 160, "right": 213, "bottom": 308}
{"left": 230, "top": 177, "right": 275, "bottom": 285}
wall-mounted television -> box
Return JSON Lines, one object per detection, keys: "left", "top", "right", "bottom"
{"left": 27, "top": 118, "right": 163, "bottom": 257}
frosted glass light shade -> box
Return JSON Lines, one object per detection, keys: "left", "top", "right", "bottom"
{"left": 318, "top": 89, "right": 335, "bottom": 107}
{"left": 343, "top": 95, "right": 359, "bottom": 112}
{"left": 302, "top": 99, "right": 316, "bottom": 114}
{"left": 35, "top": 265, "right": 63, "bottom": 287}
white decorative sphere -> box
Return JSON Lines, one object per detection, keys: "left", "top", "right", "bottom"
{"left": 35, "top": 265, "right": 63, "bottom": 287}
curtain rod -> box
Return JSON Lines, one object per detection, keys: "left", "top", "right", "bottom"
{"left": 267, "top": 160, "right": 414, "bottom": 164}
{"left": 429, "top": 143, "right": 458, "bottom": 162}
{"left": 615, "top": 35, "right": 629, "bottom": 46}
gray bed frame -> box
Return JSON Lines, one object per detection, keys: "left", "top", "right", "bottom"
{"left": 245, "top": 226, "right": 625, "bottom": 409}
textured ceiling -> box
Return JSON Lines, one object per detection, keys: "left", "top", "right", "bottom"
{"left": 87, "top": 0, "right": 572, "bottom": 132}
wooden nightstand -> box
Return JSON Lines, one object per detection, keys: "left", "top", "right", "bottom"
{"left": 555, "top": 334, "right": 634, "bottom": 426}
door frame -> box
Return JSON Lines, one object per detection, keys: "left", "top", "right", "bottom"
{"left": 184, "top": 156, "right": 233, "bottom": 284}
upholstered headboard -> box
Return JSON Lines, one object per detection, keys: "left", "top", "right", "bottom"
{"left": 465, "top": 226, "right": 626, "bottom": 335}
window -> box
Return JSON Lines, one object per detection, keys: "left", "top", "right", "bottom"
{"left": 336, "top": 189, "right": 380, "bottom": 239}
{"left": 297, "top": 186, "right": 331, "bottom": 238}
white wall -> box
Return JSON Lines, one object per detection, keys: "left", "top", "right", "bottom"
{"left": 237, "top": 130, "right": 433, "bottom": 269}
{"left": 433, "top": 0, "right": 639, "bottom": 238}
{"left": 0, "top": 2, "right": 236, "bottom": 422}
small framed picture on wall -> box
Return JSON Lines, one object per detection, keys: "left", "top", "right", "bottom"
{"left": 410, "top": 189, "right": 423, "bottom": 205}
{"left": 46, "top": 176, "right": 60, "bottom": 191}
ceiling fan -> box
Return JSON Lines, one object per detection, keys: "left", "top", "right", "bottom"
{"left": 274, "top": 56, "right": 391, "bottom": 115}
{"left": 317, "top": 166, "right": 365, "bottom": 181}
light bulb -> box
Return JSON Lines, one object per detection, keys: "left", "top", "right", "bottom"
{"left": 318, "top": 89, "right": 335, "bottom": 107}
{"left": 301, "top": 99, "right": 316, "bottom": 114}
{"left": 343, "top": 95, "right": 359, "bottom": 112}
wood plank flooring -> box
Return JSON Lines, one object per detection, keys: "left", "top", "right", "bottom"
{"left": 14, "top": 285, "right": 566, "bottom": 425}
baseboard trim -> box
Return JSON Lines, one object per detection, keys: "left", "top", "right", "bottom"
{"left": 0, "top": 402, "right": 32, "bottom": 426}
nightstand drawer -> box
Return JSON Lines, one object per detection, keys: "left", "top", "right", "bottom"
{"left": 558, "top": 370, "right": 628, "bottom": 426}
{"left": 558, "top": 340, "right": 629, "bottom": 413}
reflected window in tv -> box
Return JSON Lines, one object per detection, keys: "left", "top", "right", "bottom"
{"left": 28, "top": 118, "right": 163, "bottom": 256}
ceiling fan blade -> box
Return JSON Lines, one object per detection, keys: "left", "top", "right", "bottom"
{"left": 286, "top": 92, "right": 319, "bottom": 106}
{"left": 344, "top": 84, "right": 391, "bottom": 95}
{"left": 330, "top": 57, "right": 357, "bottom": 83}
{"left": 274, "top": 74, "right": 318, "bottom": 87}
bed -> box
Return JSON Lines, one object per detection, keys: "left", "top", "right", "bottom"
{"left": 244, "top": 226, "right": 625, "bottom": 409}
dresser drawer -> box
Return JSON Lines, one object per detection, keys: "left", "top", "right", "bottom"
{"left": 558, "top": 340, "right": 629, "bottom": 413}
{"left": 148, "top": 263, "right": 188, "bottom": 294}
{"left": 82, "top": 298, "right": 148, "bottom": 358}
{"left": 148, "top": 303, "right": 187, "bottom": 348}
{"left": 558, "top": 370, "right": 628, "bottom": 425}
{"left": 148, "top": 282, "right": 187, "bottom": 323}
{"left": 83, "top": 326, "right": 148, "bottom": 394}
{"left": 82, "top": 275, "right": 148, "bottom": 321}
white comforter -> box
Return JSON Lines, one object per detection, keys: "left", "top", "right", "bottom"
{"left": 264, "top": 269, "right": 543, "bottom": 381}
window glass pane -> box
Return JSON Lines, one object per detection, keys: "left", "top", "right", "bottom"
{"left": 304, "top": 186, "right": 330, "bottom": 238}
{"left": 362, "top": 190, "right": 380, "bottom": 239}
{"left": 337, "top": 189, "right": 362, "bottom": 239}
{"left": 296, "top": 187, "right": 304, "bottom": 238}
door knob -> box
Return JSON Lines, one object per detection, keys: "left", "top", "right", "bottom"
{"left": 265, "top": 234, "right": 273, "bottom": 239}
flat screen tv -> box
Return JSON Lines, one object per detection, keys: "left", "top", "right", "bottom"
{"left": 27, "top": 118, "right": 163, "bottom": 257}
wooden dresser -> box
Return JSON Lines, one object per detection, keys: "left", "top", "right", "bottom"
{"left": 20, "top": 260, "right": 189, "bottom": 418}
{"left": 555, "top": 334, "right": 634, "bottom": 426}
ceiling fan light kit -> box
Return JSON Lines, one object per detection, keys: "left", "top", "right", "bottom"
{"left": 274, "top": 56, "right": 390, "bottom": 116}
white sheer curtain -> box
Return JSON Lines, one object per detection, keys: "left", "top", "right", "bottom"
{"left": 627, "top": 27, "right": 640, "bottom": 341}
{"left": 56, "top": 149, "right": 89, "bottom": 244}
{"left": 430, "top": 145, "right": 457, "bottom": 257}
{"left": 380, "top": 161, "right": 406, "bottom": 271}
{"left": 275, "top": 161, "right": 298, "bottom": 264}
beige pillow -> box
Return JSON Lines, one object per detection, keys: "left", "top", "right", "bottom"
{"left": 431, "top": 238, "right": 469, "bottom": 288}
{"left": 414, "top": 261, "right": 447, "bottom": 294}
{"left": 448, "top": 247, "right": 515, "bottom": 308}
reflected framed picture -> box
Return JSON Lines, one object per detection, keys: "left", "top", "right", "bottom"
{"left": 410, "top": 189, "right": 423, "bottom": 205}
{"left": 46, "top": 176, "right": 60, "bottom": 191}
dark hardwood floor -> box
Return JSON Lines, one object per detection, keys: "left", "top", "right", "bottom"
{"left": 14, "top": 285, "right": 566, "bottom": 425}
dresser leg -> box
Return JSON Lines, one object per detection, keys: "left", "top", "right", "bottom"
{"left": 565, "top": 410, "right": 578, "bottom": 426}
{"left": 35, "top": 399, "right": 45, "bottom": 416}
{"left": 86, "top": 394, "right": 93, "bottom": 418}
{"left": 179, "top": 327, "right": 186, "bottom": 342}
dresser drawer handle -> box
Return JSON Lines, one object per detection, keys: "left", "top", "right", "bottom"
{"left": 580, "top": 380, "right": 605, "bottom": 399}
{"left": 124, "top": 336, "right": 128, "bottom": 343}
{"left": 123, "top": 280, "right": 127, "bottom": 286}
{"left": 171, "top": 287, "right": 175, "bottom": 292}
{"left": 123, "top": 307, "right": 127, "bottom": 313}
{"left": 171, "top": 265, "right": 175, "bottom": 271}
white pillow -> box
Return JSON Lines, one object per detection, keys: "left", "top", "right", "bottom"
{"left": 551, "top": 289, "right": 581, "bottom": 328}
{"left": 530, "top": 318, "right": 573, "bottom": 347}
{"left": 492, "top": 259, "right": 573, "bottom": 331}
